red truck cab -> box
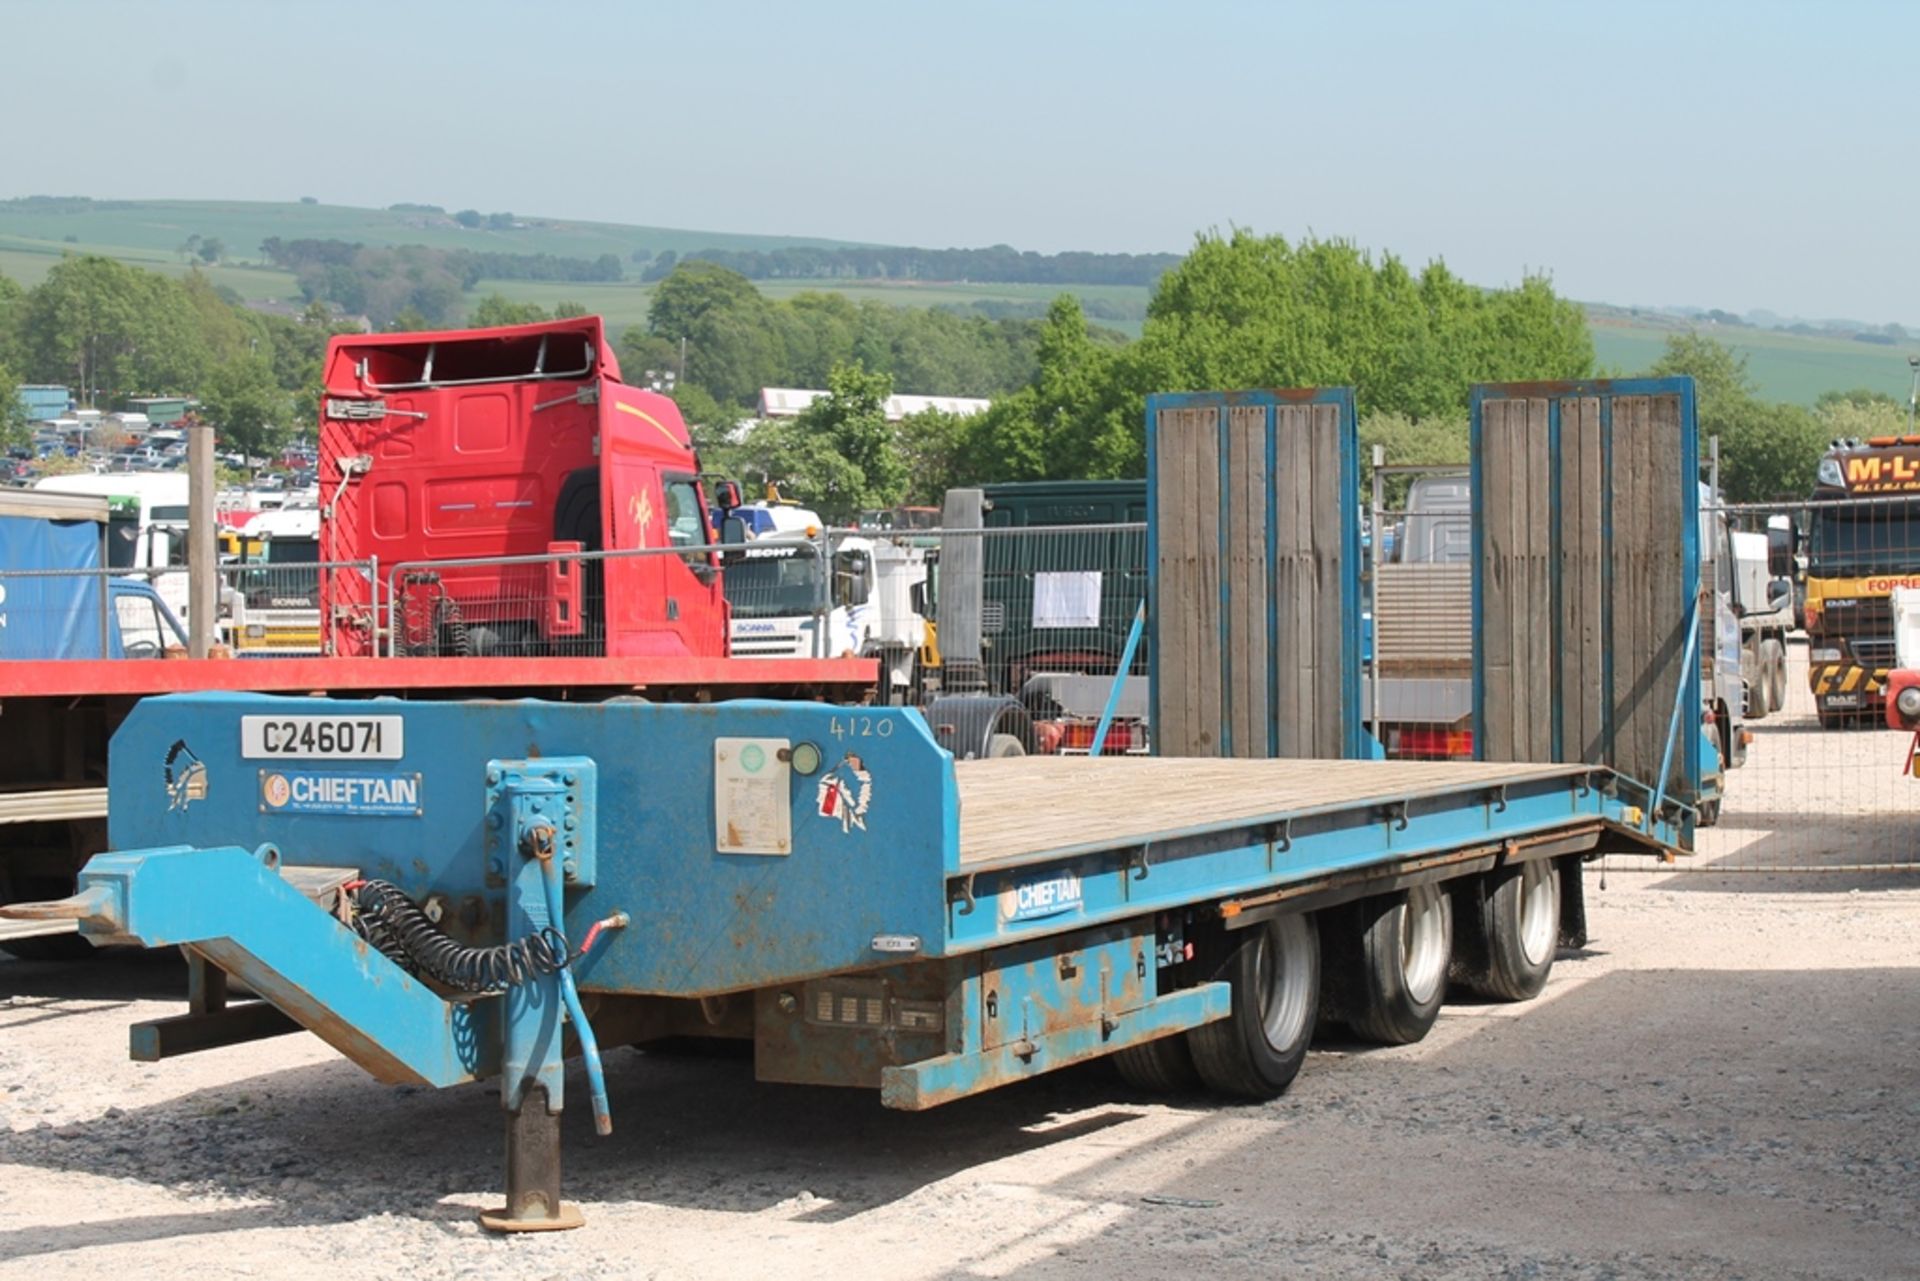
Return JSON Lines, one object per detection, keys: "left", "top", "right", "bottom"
{"left": 318, "top": 318, "right": 726, "bottom": 659}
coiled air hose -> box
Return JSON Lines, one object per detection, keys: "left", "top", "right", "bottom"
{"left": 351, "top": 878, "right": 571, "bottom": 992}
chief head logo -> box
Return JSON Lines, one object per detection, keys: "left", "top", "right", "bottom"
{"left": 164, "top": 740, "right": 208, "bottom": 811}
{"left": 815, "top": 753, "right": 872, "bottom": 834}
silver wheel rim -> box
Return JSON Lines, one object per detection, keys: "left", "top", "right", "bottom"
{"left": 1256, "top": 917, "right": 1313, "bottom": 1050}
{"left": 1518, "top": 859, "right": 1557, "bottom": 967}
{"left": 1399, "top": 883, "right": 1447, "bottom": 1005}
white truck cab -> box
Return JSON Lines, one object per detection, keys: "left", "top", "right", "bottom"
{"left": 724, "top": 526, "right": 928, "bottom": 694}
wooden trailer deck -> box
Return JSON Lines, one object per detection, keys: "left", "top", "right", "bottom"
{"left": 953, "top": 756, "right": 1602, "bottom": 869}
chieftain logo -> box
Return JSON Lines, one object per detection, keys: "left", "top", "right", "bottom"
{"left": 163, "top": 740, "right": 208, "bottom": 811}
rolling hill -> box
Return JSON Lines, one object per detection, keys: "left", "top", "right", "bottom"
{"left": 3, "top": 197, "right": 1913, "bottom": 405}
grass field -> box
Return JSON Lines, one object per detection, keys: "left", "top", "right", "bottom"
{"left": 0, "top": 198, "right": 863, "bottom": 266}
{"left": 1590, "top": 318, "right": 1919, "bottom": 406}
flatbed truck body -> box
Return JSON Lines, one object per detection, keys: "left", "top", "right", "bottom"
{"left": 10, "top": 691, "right": 1676, "bottom": 1226}
{"left": 5, "top": 377, "right": 1702, "bottom": 1235}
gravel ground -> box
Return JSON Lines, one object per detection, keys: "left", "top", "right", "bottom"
{"left": 3, "top": 711, "right": 1918, "bottom": 1277}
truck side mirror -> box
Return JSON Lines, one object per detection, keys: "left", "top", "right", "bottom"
{"left": 1767, "top": 578, "right": 1791, "bottom": 612}
{"left": 720, "top": 515, "right": 748, "bottom": 548}
{"left": 1768, "top": 526, "right": 1794, "bottom": 577}
{"left": 714, "top": 480, "right": 742, "bottom": 511}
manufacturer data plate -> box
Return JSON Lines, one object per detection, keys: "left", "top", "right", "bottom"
{"left": 241, "top": 715, "right": 404, "bottom": 760}
{"left": 714, "top": 736, "right": 791, "bottom": 855}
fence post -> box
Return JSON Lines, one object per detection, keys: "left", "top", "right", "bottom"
{"left": 813, "top": 528, "right": 832, "bottom": 659}
{"left": 186, "top": 421, "right": 217, "bottom": 657}
{"left": 1370, "top": 444, "right": 1385, "bottom": 743}
{"left": 365, "top": 554, "right": 378, "bottom": 659}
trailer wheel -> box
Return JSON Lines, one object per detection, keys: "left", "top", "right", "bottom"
{"left": 1186, "top": 913, "right": 1319, "bottom": 1099}
{"left": 1111, "top": 1034, "right": 1200, "bottom": 1093}
{"left": 1334, "top": 882, "right": 1451, "bottom": 1045}
{"left": 1450, "top": 858, "right": 1560, "bottom": 1002}
{"left": 986, "top": 732, "right": 1026, "bottom": 758}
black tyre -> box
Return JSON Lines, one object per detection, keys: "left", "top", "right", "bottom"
{"left": 1186, "top": 913, "right": 1319, "bottom": 1099}
{"left": 1697, "top": 796, "right": 1722, "bottom": 828}
{"left": 1450, "top": 858, "right": 1561, "bottom": 1002}
{"left": 1333, "top": 882, "right": 1451, "bottom": 1045}
{"left": 1111, "top": 1034, "right": 1201, "bottom": 1092}
{"left": 1747, "top": 663, "right": 1773, "bottom": 718}
{"left": 1761, "top": 639, "right": 1787, "bottom": 714}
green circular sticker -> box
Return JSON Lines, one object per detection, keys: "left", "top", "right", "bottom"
{"left": 740, "top": 743, "right": 767, "bottom": 772}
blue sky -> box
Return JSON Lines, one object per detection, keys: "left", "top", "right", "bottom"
{"left": 3, "top": 0, "right": 1915, "bottom": 322}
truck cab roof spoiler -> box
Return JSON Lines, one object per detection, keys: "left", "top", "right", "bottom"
{"left": 324, "top": 316, "right": 619, "bottom": 395}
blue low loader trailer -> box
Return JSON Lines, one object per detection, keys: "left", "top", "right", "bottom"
{"left": 5, "top": 381, "right": 1697, "bottom": 1233}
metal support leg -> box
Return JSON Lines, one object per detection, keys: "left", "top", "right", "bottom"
{"left": 480, "top": 1084, "right": 581, "bottom": 1232}
{"left": 187, "top": 950, "right": 228, "bottom": 1014}
{"left": 478, "top": 763, "right": 595, "bottom": 1233}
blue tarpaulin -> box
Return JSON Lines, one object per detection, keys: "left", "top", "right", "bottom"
{"left": 0, "top": 514, "right": 112, "bottom": 659}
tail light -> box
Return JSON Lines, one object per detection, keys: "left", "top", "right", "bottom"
{"left": 1395, "top": 726, "right": 1474, "bottom": 760}
{"left": 1887, "top": 670, "right": 1920, "bottom": 730}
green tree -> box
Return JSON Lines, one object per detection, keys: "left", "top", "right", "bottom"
{"left": 734, "top": 418, "right": 863, "bottom": 514}
{"left": 894, "top": 407, "right": 972, "bottom": 503}
{"left": 667, "top": 383, "right": 738, "bottom": 458}
{"left": 1816, "top": 387, "right": 1902, "bottom": 414}
{"left": 739, "top": 362, "right": 900, "bottom": 522}
{"left": 467, "top": 293, "right": 549, "bottom": 328}
{"left": 960, "top": 295, "right": 1126, "bottom": 482}
{"left": 197, "top": 237, "right": 224, "bottom": 264}
{"left": 1649, "top": 332, "right": 1824, "bottom": 501}
{"left": 17, "top": 256, "right": 209, "bottom": 403}
{"left": 646, "top": 261, "right": 783, "bottom": 407}
{"left": 0, "top": 359, "right": 30, "bottom": 449}
{"left": 0, "top": 273, "right": 25, "bottom": 370}
{"left": 201, "top": 354, "right": 293, "bottom": 464}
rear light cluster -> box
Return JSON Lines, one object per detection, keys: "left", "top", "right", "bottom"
{"left": 1886, "top": 669, "right": 1920, "bottom": 730}
{"left": 1393, "top": 727, "right": 1475, "bottom": 760}
{"left": 1037, "top": 718, "right": 1143, "bottom": 755}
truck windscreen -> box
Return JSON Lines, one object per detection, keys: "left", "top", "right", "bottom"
{"left": 723, "top": 550, "right": 820, "bottom": 618}
{"left": 266, "top": 538, "right": 319, "bottom": 566}
{"left": 1809, "top": 501, "right": 1920, "bottom": 577}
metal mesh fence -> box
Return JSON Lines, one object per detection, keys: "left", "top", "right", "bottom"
{"left": 1359, "top": 478, "right": 1920, "bottom": 872}
{"left": 1676, "top": 495, "right": 1920, "bottom": 874}
{"left": 955, "top": 523, "right": 1150, "bottom": 754}
{"left": 0, "top": 561, "right": 377, "bottom": 659}
{"left": 1367, "top": 461, "right": 1474, "bottom": 761}
{"left": 374, "top": 522, "right": 1152, "bottom": 748}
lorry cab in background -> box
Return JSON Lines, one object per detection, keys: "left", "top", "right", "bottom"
{"left": 315, "top": 318, "right": 725, "bottom": 659}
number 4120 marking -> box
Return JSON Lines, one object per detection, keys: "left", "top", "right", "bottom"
{"left": 830, "top": 716, "right": 894, "bottom": 739}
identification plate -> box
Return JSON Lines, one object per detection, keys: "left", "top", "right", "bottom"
{"left": 241, "top": 715, "right": 404, "bottom": 760}
{"left": 714, "top": 736, "right": 791, "bottom": 855}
